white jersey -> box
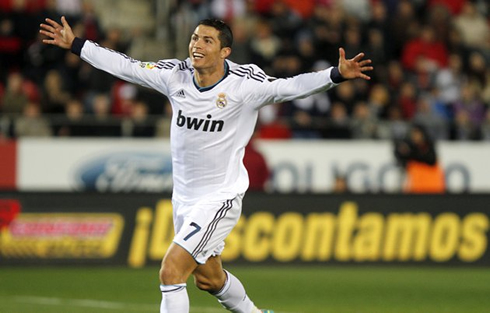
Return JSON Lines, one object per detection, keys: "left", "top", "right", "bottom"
{"left": 74, "top": 39, "right": 340, "bottom": 203}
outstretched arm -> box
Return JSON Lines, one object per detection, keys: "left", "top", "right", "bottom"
{"left": 39, "top": 16, "right": 173, "bottom": 95}
{"left": 337, "top": 47, "right": 373, "bottom": 81}
{"left": 39, "top": 16, "right": 75, "bottom": 50}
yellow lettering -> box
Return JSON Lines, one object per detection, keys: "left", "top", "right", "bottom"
{"left": 383, "top": 213, "right": 431, "bottom": 261}
{"left": 272, "top": 213, "right": 303, "bottom": 262}
{"left": 335, "top": 202, "right": 357, "bottom": 261}
{"left": 222, "top": 217, "right": 245, "bottom": 262}
{"left": 353, "top": 213, "right": 384, "bottom": 262}
{"left": 243, "top": 212, "right": 274, "bottom": 262}
{"left": 301, "top": 213, "right": 335, "bottom": 261}
{"left": 148, "top": 200, "right": 174, "bottom": 261}
{"left": 430, "top": 213, "right": 460, "bottom": 262}
{"left": 128, "top": 207, "right": 153, "bottom": 268}
{"left": 458, "top": 213, "right": 489, "bottom": 262}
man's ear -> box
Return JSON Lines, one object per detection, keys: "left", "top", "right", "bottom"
{"left": 221, "top": 47, "right": 232, "bottom": 59}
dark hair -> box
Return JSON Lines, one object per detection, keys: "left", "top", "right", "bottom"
{"left": 197, "top": 18, "right": 233, "bottom": 49}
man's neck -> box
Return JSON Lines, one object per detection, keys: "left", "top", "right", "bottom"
{"left": 194, "top": 62, "right": 227, "bottom": 88}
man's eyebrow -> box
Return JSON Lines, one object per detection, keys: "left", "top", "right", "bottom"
{"left": 192, "top": 33, "right": 215, "bottom": 41}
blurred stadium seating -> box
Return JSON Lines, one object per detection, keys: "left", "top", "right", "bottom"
{"left": 1, "top": 0, "right": 489, "bottom": 141}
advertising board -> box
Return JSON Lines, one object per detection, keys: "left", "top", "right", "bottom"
{"left": 0, "top": 193, "right": 488, "bottom": 267}
{"left": 14, "top": 139, "right": 490, "bottom": 193}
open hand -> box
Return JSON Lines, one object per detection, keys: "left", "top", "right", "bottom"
{"left": 338, "top": 48, "right": 373, "bottom": 81}
{"left": 39, "top": 16, "right": 75, "bottom": 50}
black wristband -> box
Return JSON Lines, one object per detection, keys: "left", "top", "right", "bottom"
{"left": 71, "top": 37, "right": 86, "bottom": 56}
{"left": 330, "top": 67, "right": 347, "bottom": 84}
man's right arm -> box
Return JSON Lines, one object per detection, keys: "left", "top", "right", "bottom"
{"left": 72, "top": 38, "right": 172, "bottom": 94}
{"left": 40, "top": 16, "right": 171, "bottom": 95}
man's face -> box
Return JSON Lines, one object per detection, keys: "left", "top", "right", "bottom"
{"left": 189, "top": 25, "right": 226, "bottom": 71}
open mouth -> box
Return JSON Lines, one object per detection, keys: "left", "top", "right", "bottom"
{"left": 192, "top": 52, "right": 204, "bottom": 60}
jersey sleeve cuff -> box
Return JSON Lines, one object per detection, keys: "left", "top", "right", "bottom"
{"left": 330, "top": 67, "right": 347, "bottom": 84}
{"left": 71, "top": 37, "right": 86, "bottom": 56}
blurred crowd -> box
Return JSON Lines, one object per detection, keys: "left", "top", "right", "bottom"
{"left": 1, "top": 0, "right": 490, "bottom": 141}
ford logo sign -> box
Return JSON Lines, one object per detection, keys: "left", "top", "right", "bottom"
{"left": 75, "top": 152, "right": 173, "bottom": 192}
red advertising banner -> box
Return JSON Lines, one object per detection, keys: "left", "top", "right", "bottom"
{"left": 0, "top": 140, "right": 16, "bottom": 190}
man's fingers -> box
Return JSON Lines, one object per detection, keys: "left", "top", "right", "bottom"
{"left": 40, "top": 23, "right": 56, "bottom": 34}
{"left": 359, "top": 73, "right": 371, "bottom": 80}
{"left": 339, "top": 47, "right": 345, "bottom": 60}
{"left": 45, "top": 18, "right": 62, "bottom": 29}
{"left": 42, "top": 39, "right": 56, "bottom": 45}
{"left": 39, "top": 29, "right": 55, "bottom": 39}
{"left": 352, "top": 52, "right": 365, "bottom": 62}
{"left": 359, "top": 59, "right": 372, "bottom": 67}
{"left": 61, "top": 16, "right": 71, "bottom": 30}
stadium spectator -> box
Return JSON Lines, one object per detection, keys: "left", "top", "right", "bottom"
{"left": 435, "top": 53, "right": 464, "bottom": 106}
{"left": 268, "top": 0, "right": 303, "bottom": 40}
{"left": 1, "top": 0, "right": 489, "bottom": 140}
{"left": 128, "top": 100, "right": 155, "bottom": 138}
{"left": 412, "top": 95, "right": 448, "bottom": 140}
{"left": 451, "top": 110, "right": 481, "bottom": 141}
{"left": 453, "top": 1, "right": 490, "bottom": 50}
{"left": 55, "top": 0, "right": 82, "bottom": 20}
{"left": 248, "top": 18, "right": 281, "bottom": 71}
{"left": 1, "top": 72, "right": 29, "bottom": 114}
{"left": 350, "top": 101, "right": 378, "bottom": 139}
{"left": 452, "top": 81, "right": 486, "bottom": 127}
{"left": 388, "top": 0, "right": 417, "bottom": 58}
{"left": 321, "top": 101, "right": 351, "bottom": 139}
{"left": 428, "top": 0, "right": 468, "bottom": 16}
{"left": 377, "top": 106, "right": 407, "bottom": 140}
{"left": 227, "top": 18, "right": 252, "bottom": 64}
{"left": 331, "top": 80, "right": 357, "bottom": 115}
{"left": 401, "top": 25, "right": 448, "bottom": 73}
{"left": 397, "top": 81, "right": 418, "bottom": 120}
{"left": 41, "top": 69, "right": 70, "bottom": 113}
{"left": 467, "top": 51, "right": 488, "bottom": 88}
{"left": 14, "top": 101, "right": 52, "bottom": 137}
{"left": 0, "top": 15, "right": 22, "bottom": 73}
{"left": 89, "top": 93, "right": 121, "bottom": 137}
{"left": 209, "top": 0, "right": 246, "bottom": 23}
{"left": 394, "top": 124, "right": 445, "bottom": 193}
{"left": 56, "top": 98, "right": 88, "bottom": 137}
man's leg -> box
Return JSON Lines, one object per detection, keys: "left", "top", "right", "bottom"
{"left": 193, "top": 255, "right": 261, "bottom": 313}
{"left": 159, "top": 243, "right": 199, "bottom": 313}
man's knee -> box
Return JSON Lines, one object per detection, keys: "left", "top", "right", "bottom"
{"left": 159, "top": 262, "right": 187, "bottom": 285}
{"left": 159, "top": 244, "right": 197, "bottom": 285}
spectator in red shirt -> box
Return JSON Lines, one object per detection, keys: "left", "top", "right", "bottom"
{"left": 401, "top": 25, "right": 448, "bottom": 72}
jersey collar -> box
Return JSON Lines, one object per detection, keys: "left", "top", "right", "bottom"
{"left": 193, "top": 61, "right": 229, "bottom": 92}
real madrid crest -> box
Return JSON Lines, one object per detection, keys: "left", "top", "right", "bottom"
{"left": 216, "top": 92, "right": 228, "bottom": 109}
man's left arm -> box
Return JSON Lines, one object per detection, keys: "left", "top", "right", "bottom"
{"left": 250, "top": 48, "right": 373, "bottom": 108}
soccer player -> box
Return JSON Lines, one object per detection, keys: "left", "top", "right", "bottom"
{"left": 40, "top": 16, "right": 372, "bottom": 313}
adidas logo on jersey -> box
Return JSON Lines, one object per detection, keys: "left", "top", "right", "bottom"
{"left": 175, "top": 89, "right": 186, "bottom": 98}
{"left": 176, "top": 110, "right": 224, "bottom": 132}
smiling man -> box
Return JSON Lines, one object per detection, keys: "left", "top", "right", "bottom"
{"left": 40, "top": 17, "right": 372, "bottom": 313}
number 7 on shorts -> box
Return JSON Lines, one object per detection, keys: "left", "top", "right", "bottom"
{"left": 183, "top": 222, "right": 201, "bottom": 241}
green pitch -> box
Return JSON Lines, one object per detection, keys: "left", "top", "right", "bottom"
{"left": 0, "top": 266, "right": 489, "bottom": 313}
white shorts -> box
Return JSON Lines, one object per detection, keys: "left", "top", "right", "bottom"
{"left": 172, "top": 194, "right": 243, "bottom": 264}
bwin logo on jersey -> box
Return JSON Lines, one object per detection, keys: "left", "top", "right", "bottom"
{"left": 176, "top": 110, "right": 224, "bottom": 132}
